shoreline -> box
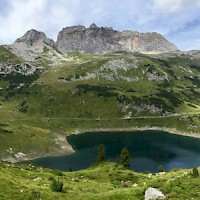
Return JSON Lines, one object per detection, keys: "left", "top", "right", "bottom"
{"left": 69, "top": 126, "right": 200, "bottom": 139}
{"left": 2, "top": 126, "right": 200, "bottom": 163}
{"left": 2, "top": 134, "right": 75, "bottom": 163}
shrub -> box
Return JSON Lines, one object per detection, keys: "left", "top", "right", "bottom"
{"left": 48, "top": 176, "right": 55, "bottom": 181}
{"left": 52, "top": 170, "right": 64, "bottom": 176}
{"left": 50, "top": 178, "right": 64, "bottom": 192}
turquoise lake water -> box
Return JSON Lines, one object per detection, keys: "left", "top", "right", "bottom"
{"left": 25, "top": 130, "right": 200, "bottom": 172}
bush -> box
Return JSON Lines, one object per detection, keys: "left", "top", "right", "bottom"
{"left": 50, "top": 178, "right": 64, "bottom": 192}
{"left": 48, "top": 176, "right": 55, "bottom": 181}
{"left": 51, "top": 170, "right": 64, "bottom": 176}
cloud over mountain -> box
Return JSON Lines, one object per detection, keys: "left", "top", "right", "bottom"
{"left": 0, "top": 0, "right": 200, "bottom": 50}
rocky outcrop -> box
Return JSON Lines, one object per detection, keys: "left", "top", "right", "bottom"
{"left": 0, "top": 62, "right": 36, "bottom": 75}
{"left": 10, "top": 29, "right": 56, "bottom": 62}
{"left": 145, "top": 187, "right": 165, "bottom": 200}
{"left": 15, "top": 29, "right": 55, "bottom": 47}
{"left": 56, "top": 23, "right": 179, "bottom": 53}
{"left": 184, "top": 50, "right": 200, "bottom": 58}
{"left": 9, "top": 24, "right": 179, "bottom": 58}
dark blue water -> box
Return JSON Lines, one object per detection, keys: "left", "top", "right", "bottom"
{"left": 24, "top": 130, "right": 200, "bottom": 172}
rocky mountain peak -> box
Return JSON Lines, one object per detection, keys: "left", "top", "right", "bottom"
{"left": 10, "top": 29, "right": 55, "bottom": 62}
{"left": 89, "top": 23, "right": 98, "bottom": 29}
{"left": 56, "top": 25, "right": 179, "bottom": 54}
{"left": 15, "top": 29, "right": 55, "bottom": 47}
{"left": 9, "top": 25, "right": 179, "bottom": 56}
{"left": 60, "top": 25, "right": 86, "bottom": 34}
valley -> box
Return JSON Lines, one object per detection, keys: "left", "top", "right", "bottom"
{"left": 0, "top": 41, "right": 200, "bottom": 161}
{"left": 0, "top": 23, "right": 200, "bottom": 200}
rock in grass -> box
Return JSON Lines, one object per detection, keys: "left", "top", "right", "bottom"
{"left": 33, "top": 177, "right": 42, "bottom": 181}
{"left": 145, "top": 187, "right": 165, "bottom": 200}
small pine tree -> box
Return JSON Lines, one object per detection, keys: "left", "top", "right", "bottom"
{"left": 158, "top": 165, "right": 164, "bottom": 172}
{"left": 192, "top": 167, "right": 199, "bottom": 177}
{"left": 120, "top": 147, "right": 131, "bottom": 169}
{"left": 68, "top": 166, "right": 73, "bottom": 172}
{"left": 96, "top": 144, "right": 106, "bottom": 162}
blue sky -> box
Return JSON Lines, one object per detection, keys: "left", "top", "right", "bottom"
{"left": 0, "top": 0, "right": 200, "bottom": 50}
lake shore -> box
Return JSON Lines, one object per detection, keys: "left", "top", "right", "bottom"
{"left": 2, "top": 126, "right": 200, "bottom": 163}
{"left": 1, "top": 134, "right": 75, "bottom": 163}
{"left": 70, "top": 126, "right": 200, "bottom": 139}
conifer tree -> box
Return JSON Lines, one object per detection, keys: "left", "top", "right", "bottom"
{"left": 96, "top": 144, "right": 106, "bottom": 162}
{"left": 192, "top": 167, "right": 199, "bottom": 177}
{"left": 120, "top": 147, "right": 131, "bottom": 169}
{"left": 158, "top": 165, "right": 164, "bottom": 172}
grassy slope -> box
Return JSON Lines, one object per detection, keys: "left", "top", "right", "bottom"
{"left": 0, "top": 161, "right": 199, "bottom": 200}
{"left": 0, "top": 48, "right": 200, "bottom": 158}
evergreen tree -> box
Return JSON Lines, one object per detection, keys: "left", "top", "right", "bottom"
{"left": 68, "top": 166, "right": 73, "bottom": 172}
{"left": 158, "top": 165, "right": 164, "bottom": 172}
{"left": 192, "top": 167, "right": 199, "bottom": 177}
{"left": 120, "top": 147, "right": 131, "bottom": 169}
{"left": 96, "top": 144, "right": 106, "bottom": 162}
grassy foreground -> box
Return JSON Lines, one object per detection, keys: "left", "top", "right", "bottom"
{"left": 0, "top": 161, "right": 199, "bottom": 200}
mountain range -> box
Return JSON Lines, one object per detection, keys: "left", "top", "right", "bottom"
{"left": 10, "top": 23, "right": 178, "bottom": 58}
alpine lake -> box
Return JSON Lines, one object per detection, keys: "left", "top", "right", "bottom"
{"left": 23, "top": 130, "right": 200, "bottom": 172}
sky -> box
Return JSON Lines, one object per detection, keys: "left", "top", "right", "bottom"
{"left": 0, "top": 0, "right": 200, "bottom": 51}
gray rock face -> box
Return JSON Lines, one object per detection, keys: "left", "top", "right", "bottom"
{"left": 145, "top": 187, "right": 165, "bottom": 200}
{"left": 0, "top": 62, "right": 36, "bottom": 75}
{"left": 10, "top": 29, "right": 56, "bottom": 62}
{"left": 15, "top": 29, "right": 55, "bottom": 47}
{"left": 56, "top": 24, "right": 179, "bottom": 53}
{"left": 11, "top": 24, "right": 179, "bottom": 56}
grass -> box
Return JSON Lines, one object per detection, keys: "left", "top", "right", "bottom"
{"left": 0, "top": 161, "right": 199, "bottom": 200}
{"left": 0, "top": 46, "right": 22, "bottom": 63}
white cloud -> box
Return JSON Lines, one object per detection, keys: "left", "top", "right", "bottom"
{"left": 153, "top": 0, "right": 182, "bottom": 13}
{"left": 0, "top": 0, "right": 47, "bottom": 43}
{"left": 152, "top": 0, "right": 200, "bottom": 13}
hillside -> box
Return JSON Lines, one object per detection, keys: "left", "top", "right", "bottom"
{"left": 0, "top": 41, "right": 200, "bottom": 161}
{"left": 0, "top": 161, "right": 199, "bottom": 200}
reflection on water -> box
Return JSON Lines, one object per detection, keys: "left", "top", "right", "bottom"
{"left": 25, "top": 130, "right": 200, "bottom": 172}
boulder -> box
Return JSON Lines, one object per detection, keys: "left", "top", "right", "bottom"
{"left": 33, "top": 177, "right": 42, "bottom": 181}
{"left": 145, "top": 187, "right": 165, "bottom": 200}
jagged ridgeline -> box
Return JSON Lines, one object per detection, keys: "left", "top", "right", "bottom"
{"left": 0, "top": 24, "right": 200, "bottom": 160}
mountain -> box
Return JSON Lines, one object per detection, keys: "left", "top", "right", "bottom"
{"left": 15, "top": 29, "right": 55, "bottom": 47}
{"left": 0, "top": 25, "right": 199, "bottom": 163}
{"left": 10, "top": 24, "right": 179, "bottom": 57}
{"left": 10, "top": 29, "right": 57, "bottom": 62}
{"left": 56, "top": 23, "right": 179, "bottom": 53}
